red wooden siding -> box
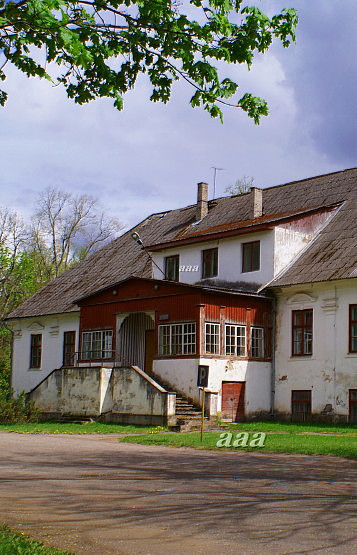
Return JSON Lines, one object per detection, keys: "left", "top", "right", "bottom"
{"left": 80, "top": 292, "right": 202, "bottom": 331}
{"left": 204, "top": 293, "right": 272, "bottom": 326}
{"left": 78, "top": 278, "right": 273, "bottom": 360}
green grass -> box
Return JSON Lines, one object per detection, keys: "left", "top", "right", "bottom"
{"left": 0, "top": 421, "right": 166, "bottom": 435}
{"left": 228, "top": 421, "right": 357, "bottom": 434}
{"left": 0, "top": 525, "right": 71, "bottom": 554}
{"left": 120, "top": 430, "right": 357, "bottom": 459}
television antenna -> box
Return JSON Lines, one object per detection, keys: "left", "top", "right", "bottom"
{"left": 211, "top": 167, "right": 224, "bottom": 199}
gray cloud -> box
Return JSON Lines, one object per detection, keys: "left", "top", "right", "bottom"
{"left": 0, "top": 1, "right": 355, "bottom": 228}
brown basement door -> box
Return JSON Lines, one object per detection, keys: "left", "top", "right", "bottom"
{"left": 221, "top": 381, "right": 245, "bottom": 421}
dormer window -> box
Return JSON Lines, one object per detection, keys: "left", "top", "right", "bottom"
{"left": 242, "top": 241, "right": 260, "bottom": 272}
{"left": 165, "top": 255, "right": 179, "bottom": 281}
{"left": 202, "top": 248, "right": 218, "bottom": 278}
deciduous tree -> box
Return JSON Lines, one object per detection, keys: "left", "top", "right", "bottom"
{"left": 0, "top": 0, "right": 298, "bottom": 121}
{"left": 225, "top": 175, "right": 254, "bottom": 195}
{"left": 28, "top": 187, "right": 122, "bottom": 278}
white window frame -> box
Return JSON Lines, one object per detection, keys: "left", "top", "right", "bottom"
{"left": 250, "top": 327, "right": 264, "bottom": 358}
{"left": 82, "top": 329, "right": 113, "bottom": 360}
{"left": 158, "top": 323, "right": 196, "bottom": 356}
{"left": 205, "top": 323, "right": 220, "bottom": 355}
{"left": 225, "top": 324, "right": 246, "bottom": 357}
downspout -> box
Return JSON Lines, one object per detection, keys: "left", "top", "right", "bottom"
{"left": 333, "top": 285, "right": 337, "bottom": 423}
{"left": 270, "top": 296, "right": 277, "bottom": 419}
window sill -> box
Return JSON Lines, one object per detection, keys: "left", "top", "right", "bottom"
{"left": 28, "top": 367, "right": 42, "bottom": 371}
{"left": 289, "top": 356, "right": 315, "bottom": 361}
{"left": 345, "top": 353, "right": 357, "bottom": 358}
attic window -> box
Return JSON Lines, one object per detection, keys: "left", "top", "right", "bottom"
{"left": 202, "top": 248, "right": 218, "bottom": 278}
{"left": 165, "top": 255, "right": 179, "bottom": 281}
{"left": 242, "top": 241, "right": 260, "bottom": 273}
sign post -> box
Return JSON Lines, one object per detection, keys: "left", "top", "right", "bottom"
{"left": 201, "top": 388, "right": 206, "bottom": 442}
{"left": 197, "top": 365, "right": 209, "bottom": 442}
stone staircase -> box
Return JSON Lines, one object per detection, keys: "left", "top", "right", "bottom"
{"left": 175, "top": 394, "right": 205, "bottom": 431}
{"left": 147, "top": 370, "right": 230, "bottom": 432}
{"left": 174, "top": 394, "right": 229, "bottom": 433}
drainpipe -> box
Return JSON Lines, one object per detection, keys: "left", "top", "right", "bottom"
{"left": 270, "top": 296, "right": 277, "bottom": 418}
{"left": 333, "top": 285, "right": 337, "bottom": 423}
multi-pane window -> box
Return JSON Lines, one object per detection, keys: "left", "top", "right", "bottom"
{"left": 202, "top": 248, "right": 218, "bottom": 278}
{"left": 205, "top": 323, "right": 220, "bottom": 354}
{"left": 30, "top": 334, "right": 42, "bottom": 368}
{"left": 251, "top": 327, "right": 264, "bottom": 358}
{"left": 292, "top": 310, "right": 313, "bottom": 356}
{"left": 242, "top": 241, "right": 260, "bottom": 272}
{"left": 63, "top": 331, "right": 76, "bottom": 366}
{"left": 349, "top": 305, "right": 357, "bottom": 353}
{"left": 82, "top": 330, "right": 113, "bottom": 360}
{"left": 165, "top": 255, "right": 179, "bottom": 281}
{"left": 225, "top": 325, "right": 246, "bottom": 356}
{"left": 159, "top": 323, "right": 196, "bottom": 356}
{"left": 292, "top": 390, "right": 311, "bottom": 421}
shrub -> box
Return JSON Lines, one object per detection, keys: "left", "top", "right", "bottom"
{"left": 0, "top": 390, "right": 40, "bottom": 424}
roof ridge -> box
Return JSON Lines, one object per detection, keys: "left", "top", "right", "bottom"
{"left": 153, "top": 167, "right": 356, "bottom": 210}
{"left": 263, "top": 167, "right": 357, "bottom": 192}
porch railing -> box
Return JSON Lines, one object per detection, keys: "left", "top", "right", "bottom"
{"left": 63, "top": 351, "right": 134, "bottom": 368}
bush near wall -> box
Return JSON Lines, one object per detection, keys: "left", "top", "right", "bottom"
{"left": 0, "top": 390, "right": 39, "bottom": 424}
{"left": 0, "top": 328, "right": 11, "bottom": 396}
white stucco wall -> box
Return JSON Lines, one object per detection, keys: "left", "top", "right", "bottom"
{"left": 30, "top": 366, "right": 174, "bottom": 424}
{"left": 10, "top": 312, "right": 80, "bottom": 393}
{"left": 154, "top": 357, "right": 271, "bottom": 415}
{"left": 274, "top": 279, "right": 357, "bottom": 419}
{"left": 274, "top": 225, "right": 312, "bottom": 276}
{"left": 153, "top": 211, "right": 338, "bottom": 289}
{"left": 152, "top": 232, "right": 275, "bottom": 286}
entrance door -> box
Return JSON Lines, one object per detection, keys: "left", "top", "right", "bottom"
{"left": 221, "top": 382, "right": 245, "bottom": 421}
{"left": 144, "top": 329, "right": 155, "bottom": 375}
{"left": 349, "top": 390, "right": 357, "bottom": 424}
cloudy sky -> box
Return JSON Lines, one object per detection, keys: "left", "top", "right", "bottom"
{"left": 0, "top": 0, "right": 356, "bottom": 230}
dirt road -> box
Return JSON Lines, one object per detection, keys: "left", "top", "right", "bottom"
{"left": 0, "top": 432, "right": 356, "bottom": 554}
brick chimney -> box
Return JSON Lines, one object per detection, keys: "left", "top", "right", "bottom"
{"left": 196, "top": 182, "right": 209, "bottom": 220}
{"left": 252, "top": 187, "right": 263, "bottom": 218}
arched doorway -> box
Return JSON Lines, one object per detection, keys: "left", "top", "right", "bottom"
{"left": 117, "top": 312, "right": 155, "bottom": 372}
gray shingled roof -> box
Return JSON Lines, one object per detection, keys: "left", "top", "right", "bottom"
{"left": 7, "top": 168, "right": 357, "bottom": 319}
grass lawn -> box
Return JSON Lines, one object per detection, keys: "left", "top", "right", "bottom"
{"left": 228, "top": 421, "right": 357, "bottom": 434}
{"left": 0, "top": 525, "right": 71, "bottom": 554}
{"left": 120, "top": 427, "right": 357, "bottom": 459}
{"left": 0, "top": 421, "right": 166, "bottom": 435}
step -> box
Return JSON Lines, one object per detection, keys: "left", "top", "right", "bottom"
{"left": 176, "top": 406, "right": 201, "bottom": 413}
{"left": 176, "top": 407, "right": 202, "bottom": 414}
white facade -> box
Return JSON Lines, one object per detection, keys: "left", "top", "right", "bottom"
{"left": 154, "top": 358, "right": 271, "bottom": 416}
{"left": 11, "top": 312, "right": 80, "bottom": 393}
{"left": 152, "top": 209, "right": 335, "bottom": 288}
{"left": 274, "top": 279, "right": 357, "bottom": 420}
{"left": 152, "top": 231, "right": 275, "bottom": 286}
{"left": 8, "top": 199, "right": 356, "bottom": 423}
